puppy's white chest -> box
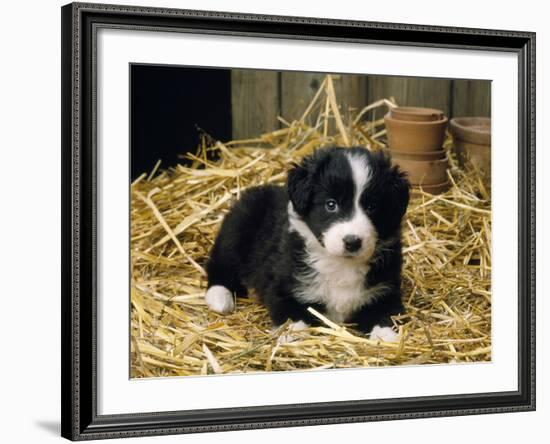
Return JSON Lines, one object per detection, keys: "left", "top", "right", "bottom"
{"left": 295, "top": 256, "right": 370, "bottom": 323}
{"left": 319, "top": 272, "right": 367, "bottom": 323}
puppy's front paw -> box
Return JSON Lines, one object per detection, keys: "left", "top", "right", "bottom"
{"left": 369, "top": 325, "right": 399, "bottom": 342}
{"left": 205, "top": 285, "right": 235, "bottom": 314}
{"left": 276, "top": 320, "right": 309, "bottom": 344}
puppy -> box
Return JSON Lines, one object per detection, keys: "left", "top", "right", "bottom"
{"left": 205, "top": 146, "right": 410, "bottom": 341}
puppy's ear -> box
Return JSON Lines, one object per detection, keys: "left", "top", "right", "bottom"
{"left": 287, "top": 161, "right": 312, "bottom": 215}
{"left": 388, "top": 164, "right": 410, "bottom": 220}
{"left": 371, "top": 150, "right": 410, "bottom": 220}
{"left": 287, "top": 148, "right": 334, "bottom": 215}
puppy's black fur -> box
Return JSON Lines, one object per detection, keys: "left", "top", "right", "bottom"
{"left": 206, "top": 146, "right": 409, "bottom": 334}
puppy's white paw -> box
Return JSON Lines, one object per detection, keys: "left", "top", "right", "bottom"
{"left": 369, "top": 325, "right": 399, "bottom": 342}
{"left": 277, "top": 320, "right": 309, "bottom": 344}
{"left": 277, "top": 334, "right": 294, "bottom": 345}
{"left": 205, "top": 285, "right": 235, "bottom": 314}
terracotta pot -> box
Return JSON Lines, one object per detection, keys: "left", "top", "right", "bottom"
{"left": 384, "top": 113, "right": 448, "bottom": 152}
{"left": 392, "top": 155, "right": 449, "bottom": 186}
{"left": 450, "top": 117, "right": 491, "bottom": 172}
{"left": 411, "top": 180, "right": 450, "bottom": 195}
{"left": 390, "top": 106, "right": 444, "bottom": 122}
{"left": 449, "top": 117, "right": 491, "bottom": 145}
{"left": 454, "top": 139, "right": 491, "bottom": 172}
{"left": 389, "top": 148, "right": 446, "bottom": 161}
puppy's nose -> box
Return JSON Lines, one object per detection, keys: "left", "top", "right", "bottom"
{"left": 343, "top": 235, "right": 362, "bottom": 253}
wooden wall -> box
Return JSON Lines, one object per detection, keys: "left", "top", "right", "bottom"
{"left": 231, "top": 70, "right": 491, "bottom": 139}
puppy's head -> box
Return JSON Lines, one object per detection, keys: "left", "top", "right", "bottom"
{"left": 287, "top": 147, "right": 409, "bottom": 259}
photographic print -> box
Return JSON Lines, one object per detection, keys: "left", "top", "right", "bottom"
{"left": 62, "top": 3, "right": 535, "bottom": 439}
{"left": 129, "top": 65, "right": 492, "bottom": 378}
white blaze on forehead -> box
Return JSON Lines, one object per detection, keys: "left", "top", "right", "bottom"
{"left": 322, "top": 151, "right": 377, "bottom": 258}
{"left": 345, "top": 151, "right": 371, "bottom": 204}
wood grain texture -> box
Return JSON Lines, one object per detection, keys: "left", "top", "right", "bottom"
{"left": 367, "top": 76, "right": 453, "bottom": 117}
{"left": 231, "top": 71, "right": 491, "bottom": 139}
{"left": 332, "top": 74, "right": 369, "bottom": 123}
{"left": 281, "top": 72, "right": 368, "bottom": 124}
{"left": 231, "top": 70, "right": 279, "bottom": 139}
{"left": 452, "top": 80, "right": 492, "bottom": 117}
{"left": 280, "top": 71, "right": 326, "bottom": 124}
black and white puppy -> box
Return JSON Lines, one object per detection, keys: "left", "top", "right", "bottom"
{"left": 205, "top": 146, "right": 410, "bottom": 341}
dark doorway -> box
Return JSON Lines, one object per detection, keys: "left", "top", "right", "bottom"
{"left": 130, "top": 64, "right": 232, "bottom": 180}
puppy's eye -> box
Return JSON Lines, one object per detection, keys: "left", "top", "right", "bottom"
{"left": 325, "top": 199, "right": 338, "bottom": 212}
{"left": 366, "top": 203, "right": 376, "bottom": 213}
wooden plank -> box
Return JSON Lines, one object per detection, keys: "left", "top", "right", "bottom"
{"left": 281, "top": 72, "right": 326, "bottom": 124}
{"left": 332, "top": 74, "right": 369, "bottom": 123}
{"left": 451, "top": 80, "right": 491, "bottom": 117}
{"left": 281, "top": 72, "right": 368, "bottom": 129}
{"left": 367, "top": 76, "right": 453, "bottom": 117}
{"left": 231, "top": 70, "right": 279, "bottom": 140}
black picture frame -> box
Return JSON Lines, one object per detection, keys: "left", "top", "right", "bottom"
{"left": 61, "top": 2, "right": 536, "bottom": 440}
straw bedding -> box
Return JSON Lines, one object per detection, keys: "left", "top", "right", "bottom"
{"left": 130, "top": 75, "right": 491, "bottom": 378}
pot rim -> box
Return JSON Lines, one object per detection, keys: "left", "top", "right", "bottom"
{"left": 449, "top": 117, "right": 491, "bottom": 144}
{"left": 384, "top": 112, "right": 448, "bottom": 126}
{"left": 391, "top": 106, "right": 444, "bottom": 121}
{"left": 450, "top": 117, "right": 491, "bottom": 130}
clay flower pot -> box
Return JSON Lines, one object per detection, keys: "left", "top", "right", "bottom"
{"left": 411, "top": 180, "right": 450, "bottom": 195}
{"left": 391, "top": 154, "right": 449, "bottom": 186}
{"left": 390, "top": 106, "right": 444, "bottom": 122}
{"left": 449, "top": 117, "right": 491, "bottom": 171}
{"left": 449, "top": 117, "right": 491, "bottom": 145}
{"left": 389, "top": 148, "right": 446, "bottom": 161}
{"left": 384, "top": 113, "right": 448, "bottom": 153}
